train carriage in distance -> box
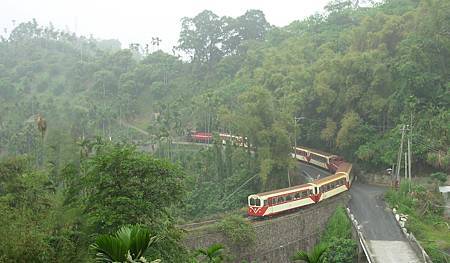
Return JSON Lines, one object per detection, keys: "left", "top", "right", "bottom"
{"left": 292, "top": 146, "right": 344, "bottom": 173}
{"left": 188, "top": 131, "right": 249, "bottom": 147}
{"left": 248, "top": 161, "right": 352, "bottom": 218}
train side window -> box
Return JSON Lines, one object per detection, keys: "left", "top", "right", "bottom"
{"left": 295, "top": 192, "right": 301, "bottom": 199}
{"left": 264, "top": 200, "right": 268, "bottom": 206}
{"left": 286, "top": 195, "right": 292, "bottom": 201}
{"left": 278, "top": 196, "right": 285, "bottom": 203}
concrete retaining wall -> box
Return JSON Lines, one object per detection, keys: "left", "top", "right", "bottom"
{"left": 183, "top": 194, "right": 350, "bottom": 263}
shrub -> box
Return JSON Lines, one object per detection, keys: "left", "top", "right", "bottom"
{"left": 217, "top": 215, "right": 255, "bottom": 246}
{"left": 321, "top": 238, "right": 357, "bottom": 263}
{"left": 320, "top": 206, "right": 352, "bottom": 243}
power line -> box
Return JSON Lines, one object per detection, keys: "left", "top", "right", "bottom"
{"left": 413, "top": 139, "right": 444, "bottom": 154}
{"left": 220, "top": 173, "right": 259, "bottom": 203}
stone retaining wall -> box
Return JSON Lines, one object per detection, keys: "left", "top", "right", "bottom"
{"left": 183, "top": 194, "right": 350, "bottom": 263}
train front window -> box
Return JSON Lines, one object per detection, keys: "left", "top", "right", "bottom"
{"left": 255, "top": 198, "right": 261, "bottom": 206}
{"left": 249, "top": 198, "right": 256, "bottom": 206}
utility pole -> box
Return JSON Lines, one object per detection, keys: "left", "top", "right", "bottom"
{"left": 294, "top": 117, "right": 305, "bottom": 158}
{"left": 395, "top": 125, "right": 407, "bottom": 188}
{"left": 408, "top": 113, "right": 413, "bottom": 182}
{"left": 287, "top": 168, "right": 291, "bottom": 187}
{"left": 294, "top": 118, "right": 297, "bottom": 158}
{"left": 404, "top": 152, "right": 408, "bottom": 179}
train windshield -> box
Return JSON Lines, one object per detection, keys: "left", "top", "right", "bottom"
{"left": 249, "top": 197, "right": 261, "bottom": 206}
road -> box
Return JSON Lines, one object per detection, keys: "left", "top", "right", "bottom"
{"left": 349, "top": 183, "right": 422, "bottom": 263}
{"left": 290, "top": 161, "right": 331, "bottom": 186}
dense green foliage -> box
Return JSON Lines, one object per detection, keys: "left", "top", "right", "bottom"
{"left": 0, "top": 0, "right": 449, "bottom": 260}
{"left": 294, "top": 206, "right": 357, "bottom": 263}
{"left": 320, "top": 206, "right": 357, "bottom": 263}
{"left": 0, "top": 144, "right": 189, "bottom": 262}
{"left": 320, "top": 206, "right": 352, "bottom": 242}
{"left": 0, "top": 157, "right": 84, "bottom": 262}
{"left": 386, "top": 182, "right": 450, "bottom": 262}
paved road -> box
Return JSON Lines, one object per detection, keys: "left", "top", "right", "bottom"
{"left": 291, "top": 161, "right": 330, "bottom": 185}
{"left": 349, "top": 183, "right": 422, "bottom": 263}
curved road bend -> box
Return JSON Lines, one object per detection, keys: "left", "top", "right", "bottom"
{"left": 349, "top": 183, "right": 422, "bottom": 263}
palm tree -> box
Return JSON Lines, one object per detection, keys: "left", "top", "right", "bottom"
{"left": 196, "top": 243, "right": 226, "bottom": 263}
{"left": 90, "top": 225, "right": 160, "bottom": 263}
{"left": 292, "top": 243, "right": 328, "bottom": 263}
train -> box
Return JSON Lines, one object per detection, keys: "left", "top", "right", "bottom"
{"left": 292, "top": 146, "right": 344, "bottom": 173}
{"left": 247, "top": 162, "right": 352, "bottom": 217}
{"left": 188, "top": 131, "right": 248, "bottom": 147}
{"left": 186, "top": 131, "right": 352, "bottom": 218}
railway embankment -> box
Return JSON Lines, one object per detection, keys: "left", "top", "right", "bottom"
{"left": 183, "top": 194, "right": 350, "bottom": 263}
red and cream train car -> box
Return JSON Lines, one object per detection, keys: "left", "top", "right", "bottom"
{"left": 292, "top": 146, "right": 344, "bottom": 173}
{"left": 189, "top": 131, "right": 248, "bottom": 147}
{"left": 248, "top": 162, "right": 352, "bottom": 217}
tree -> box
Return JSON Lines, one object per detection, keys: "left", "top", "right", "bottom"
{"left": 292, "top": 243, "right": 328, "bottom": 263}
{"left": 178, "top": 10, "right": 224, "bottom": 64}
{"left": 91, "top": 225, "right": 161, "bottom": 263}
{"left": 83, "top": 143, "right": 187, "bottom": 262}
{"left": 336, "top": 111, "right": 363, "bottom": 151}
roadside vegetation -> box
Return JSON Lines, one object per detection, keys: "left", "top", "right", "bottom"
{"left": 386, "top": 181, "right": 450, "bottom": 262}
{"left": 293, "top": 206, "right": 357, "bottom": 263}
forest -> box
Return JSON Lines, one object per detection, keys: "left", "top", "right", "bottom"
{"left": 0, "top": 0, "right": 449, "bottom": 261}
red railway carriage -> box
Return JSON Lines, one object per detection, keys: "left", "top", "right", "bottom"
{"left": 189, "top": 131, "right": 248, "bottom": 147}
{"left": 189, "top": 131, "right": 213, "bottom": 143}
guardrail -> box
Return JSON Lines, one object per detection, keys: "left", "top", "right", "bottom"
{"left": 391, "top": 209, "right": 433, "bottom": 263}
{"left": 346, "top": 207, "right": 376, "bottom": 263}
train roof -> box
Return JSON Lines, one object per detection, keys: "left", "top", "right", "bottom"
{"left": 335, "top": 162, "right": 352, "bottom": 173}
{"left": 252, "top": 183, "right": 313, "bottom": 198}
{"left": 313, "top": 172, "right": 347, "bottom": 185}
{"left": 294, "top": 146, "right": 336, "bottom": 157}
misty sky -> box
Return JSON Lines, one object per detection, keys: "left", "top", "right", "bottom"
{"left": 2, "top": 0, "right": 330, "bottom": 52}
